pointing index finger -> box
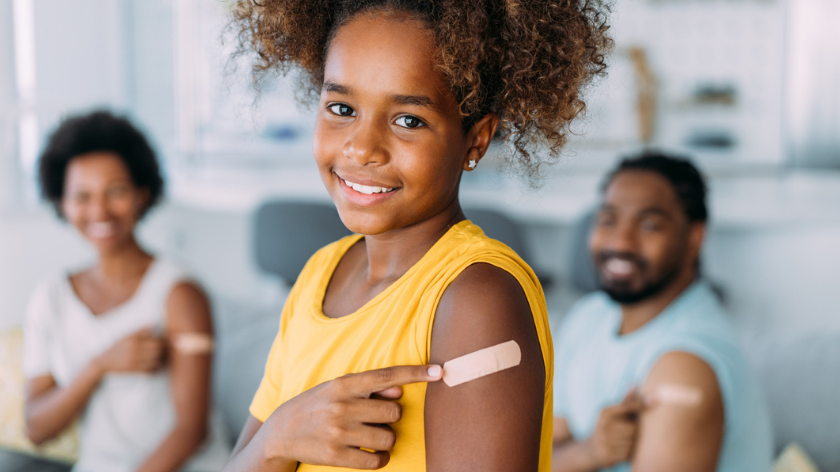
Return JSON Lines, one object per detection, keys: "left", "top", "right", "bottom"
{"left": 347, "top": 365, "right": 442, "bottom": 396}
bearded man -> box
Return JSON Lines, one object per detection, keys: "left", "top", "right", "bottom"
{"left": 551, "top": 153, "right": 772, "bottom": 472}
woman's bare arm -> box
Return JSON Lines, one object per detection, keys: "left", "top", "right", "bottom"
{"left": 25, "top": 366, "right": 104, "bottom": 445}
{"left": 134, "top": 282, "right": 215, "bottom": 472}
{"left": 425, "top": 263, "right": 545, "bottom": 471}
{"left": 25, "top": 326, "right": 164, "bottom": 444}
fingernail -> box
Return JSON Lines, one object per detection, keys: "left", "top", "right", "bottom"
{"left": 428, "top": 365, "right": 442, "bottom": 378}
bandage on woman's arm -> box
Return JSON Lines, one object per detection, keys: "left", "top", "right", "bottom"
{"left": 425, "top": 263, "right": 545, "bottom": 471}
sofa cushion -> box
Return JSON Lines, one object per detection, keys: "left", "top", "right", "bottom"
{"left": 743, "top": 333, "right": 840, "bottom": 472}
{"left": 212, "top": 298, "right": 281, "bottom": 443}
{"left": 0, "top": 327, "right": 79, "bottom": 464}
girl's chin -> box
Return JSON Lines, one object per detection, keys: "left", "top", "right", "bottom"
{"left": 336, "top": 209, "right": 404, "bottom": 236}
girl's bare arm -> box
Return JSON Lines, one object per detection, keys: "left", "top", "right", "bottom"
{"left": 425, "top": 263, "right": 546, "bottom": 472}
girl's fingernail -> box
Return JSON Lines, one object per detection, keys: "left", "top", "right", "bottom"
{"left": 428, "top": 365, "right": 442, "bottom": 378}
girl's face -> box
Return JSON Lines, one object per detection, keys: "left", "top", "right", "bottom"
{"left": 61, "top": 152, "right": 148, "bottom": 254}
{"left": 313, "top": 12, "right": 490, "bottom": 236}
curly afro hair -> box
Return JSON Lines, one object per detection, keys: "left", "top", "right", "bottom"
{"left": 38, "top": 110, "right": 164, "bottom": 219}
{"left": 229, "top": 0, "right": 613, "bottom": 184}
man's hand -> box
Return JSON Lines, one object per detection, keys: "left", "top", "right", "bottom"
{"left": 583, "top": 388, "right": 645, "bottom": 468}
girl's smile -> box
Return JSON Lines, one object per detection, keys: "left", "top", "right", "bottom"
{"left": 338, "top": 174, "right": 400, "bottom": 206}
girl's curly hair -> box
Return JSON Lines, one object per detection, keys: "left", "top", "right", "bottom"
{"left": 230, "top": 0, "right": 612, "bottom": 183}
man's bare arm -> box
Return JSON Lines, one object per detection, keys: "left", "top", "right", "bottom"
{"left": 632, "top": 351, "right": 724, "bottom": 472}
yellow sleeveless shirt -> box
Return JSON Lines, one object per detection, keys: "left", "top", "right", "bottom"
{"left": 249, "top": 220, "right": 554, "bottom": 471}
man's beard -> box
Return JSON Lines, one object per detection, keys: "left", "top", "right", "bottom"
{"left": 597, "top": 251, "right": 683, "bottom": 305}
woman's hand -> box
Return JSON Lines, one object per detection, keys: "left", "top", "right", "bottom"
{"left": 93, "top": 327, "right": 165, "bottom": 374}
{"left": 262, "top": 364, "right": 442, "bottom": 470}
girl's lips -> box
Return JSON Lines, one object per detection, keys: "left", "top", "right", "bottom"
{"left": 338, "top": 176, "right": 400, "bottom": 206}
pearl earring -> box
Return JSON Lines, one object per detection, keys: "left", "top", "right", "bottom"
{"left": 468, "top": 160, "right": 477, "bottom": 169}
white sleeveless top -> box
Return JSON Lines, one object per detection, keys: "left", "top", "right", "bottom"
{"left": 23, "top": 258, "right": 230, "bottom": 472}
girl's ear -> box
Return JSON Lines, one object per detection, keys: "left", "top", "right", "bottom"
{"left": 463, "top": 114, "right": 499, "bottom": 171}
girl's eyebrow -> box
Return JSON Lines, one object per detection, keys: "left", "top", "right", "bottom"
{"left": 323, "top": 81, "right": 350, "bottom": 94}
{"left": 323, "top": 81, "right": 441, "bottom": 113}
{"left": 392, "top": 94, "right": 441, "bottom": 113}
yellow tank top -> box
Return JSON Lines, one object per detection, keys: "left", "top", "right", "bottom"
{"left": 249, "top": 220, "right": 553, "bottom": 471}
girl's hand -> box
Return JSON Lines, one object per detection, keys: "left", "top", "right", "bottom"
{"left": 264, "top": 364, "right": 442, "bottom": 469}
{"left": 93, "top": 327, "right": 165, "bottom": 374}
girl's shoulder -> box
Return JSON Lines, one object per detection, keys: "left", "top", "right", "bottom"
{"left": 445, "top": 221, "right": 539, "bottom": 283}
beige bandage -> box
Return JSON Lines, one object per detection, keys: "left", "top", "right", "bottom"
{"left": 442, "top": 340, "right": 521, "bottom": 387}
{"left": 651, "top": 383, "right": 703, "bottom": 407}
{"left": 172, "top": 333, "right": 214, "bottom": 354}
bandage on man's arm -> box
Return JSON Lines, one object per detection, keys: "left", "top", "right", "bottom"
{"left": 648, "top": 383, "right": 703, "bottom": 407}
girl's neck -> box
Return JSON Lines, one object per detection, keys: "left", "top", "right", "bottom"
{"left": 361, "top": 199, "right": 465, "bottom": 284}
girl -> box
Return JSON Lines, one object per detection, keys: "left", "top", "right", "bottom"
{"left": 24, "top": 111, "right": 230, "bottom": 472}
{"left": 224, "top": 1, "right": 611, "bottom": 471}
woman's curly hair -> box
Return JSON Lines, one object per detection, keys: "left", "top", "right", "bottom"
{"left": 230, "top": 0, "right": 612, "bottom": 183}
{"left": 38, "top": 110, "right": 164, "bottom": 219}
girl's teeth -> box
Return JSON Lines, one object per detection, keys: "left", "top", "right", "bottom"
{"left": 344, "top": 179, "right": 394, "bottom": 195}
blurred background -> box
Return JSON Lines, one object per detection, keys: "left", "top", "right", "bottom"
{"left": 1, "top": 0, "right": 839, "bottom": 470}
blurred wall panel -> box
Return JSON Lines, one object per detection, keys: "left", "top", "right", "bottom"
{"left": 32, "top": 0, "right": 128, "bottom": 111}
{"left": 0, "top": 0, "right": 19, "bottom": 211}
{"left": 127, "top": 0, "right": 176, "bottom": 154}
{"left": 786, "top": 0, "right": 840, "bottom": 167}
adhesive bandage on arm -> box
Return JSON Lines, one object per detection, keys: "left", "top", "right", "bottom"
{"left": 650, "top": 383, "right": 703, "bottom": 407}
{"left": 442, "top": 340, "right": 521, "bottom": 387}
{"left": 171, "top": 333, "right": 214, "bottom": 355}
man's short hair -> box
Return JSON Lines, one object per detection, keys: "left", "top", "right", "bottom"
{"left": 603, "top": 150, "right": 708, "bottom": 223}
{"left": 38, "top": 110, "right": 163, "bottom": 219}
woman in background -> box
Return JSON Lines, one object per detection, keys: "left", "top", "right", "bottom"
{"left": 23, "top": 110, "right": 230, "bottom": 472}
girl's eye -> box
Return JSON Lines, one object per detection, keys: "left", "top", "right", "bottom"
{"left": 327, "top": 103, "right": 356, "bottom": 117}
{"left": 395, "top": 115, "right": 425, "bottom": 129}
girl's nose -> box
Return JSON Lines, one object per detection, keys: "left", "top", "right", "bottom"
{"left": 343, "top": 121, "right": 386, "bottom": 166}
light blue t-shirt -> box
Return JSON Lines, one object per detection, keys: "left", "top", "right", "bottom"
{"left": 553, "top": 281, "right": 773, "bottom": 472}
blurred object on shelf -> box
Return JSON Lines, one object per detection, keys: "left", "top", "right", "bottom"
{"left": 692, "top": 83, "right": 737, "bottom": 107}
{"left": 686, "top": 129, "right": 737, "bottom": 151}
{"left": 628, "top": 47, "right": 657, "bottom": 144}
